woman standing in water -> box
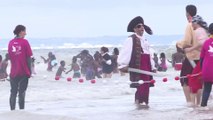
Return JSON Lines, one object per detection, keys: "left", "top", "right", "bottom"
{"left": 8, "top": 25, "right": 33, "bottom": 110}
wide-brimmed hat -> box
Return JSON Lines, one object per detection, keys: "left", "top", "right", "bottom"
{"left": 127, "top": 16, "right": 153, "bottom": 35}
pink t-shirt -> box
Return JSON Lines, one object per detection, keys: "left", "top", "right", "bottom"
{"left": 200, "top": 38, "right": 213, "bottom": 82}
{"left": 8, "top": 38, "right": 33, "bottom": 78}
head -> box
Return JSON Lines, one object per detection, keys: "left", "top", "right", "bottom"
{"left": 160, "top": 52, "right": 166, "bottom": 58}
{"left": 208, "top": 23, "right": 213, "bottom": 35}
{"left": 176, "top": 45, "right": 184, "bottom": 53}
{"left": 134, "top": 23, "right": 145, "bottom": 36}
{"left": 81, "top": 50, "right": 89, "bottom": 55}
{"left": 51, "top": 55, "right": 56, "bottom": 60}
{"left": 72, "top": 56, "right": 77, "bottom": 63}
{"left": 113, "top": 48, "right": 119, "bottom": 55}
{"left": 0, "top": 55, "right": 2, "bottom": 62}
{"left": 5, "top": 53, "right": 10, "bottom": 60}
{"left": 60, "top": 60, "right": 65, "bottom": 67}
{"left": 48, "top": 52, "right": 53, "bottom": 58}
{"left": 94, "top": 51, "right": 100, "bottom": 56}
{"left": 32, "top": 57, "right": 35, "bottom": 63}
{"left": 154, "top": 53, "right": 157, "bottom": 57}
{"left": 192, "top": 15, "right": 208, "bottom": 30}
{"left": 94, "top": 51, "right": 101, "bottom": 61}
{"left": 185, "top": 5, "right": 197, "bottom": 22}
{"left": 127, "top": 16, "right": 152, "bottom": 36}
{"left": 13, "top": 25, "right": 26, "bottom": 38}
{"left": 100, "top": 46, "right": 109, "bottom": 54}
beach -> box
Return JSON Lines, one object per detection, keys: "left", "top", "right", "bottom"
{"left": 1, "top": 0, "right": 213, "bottom": 119}
{"left": 0, "top": 47, "right": 213, "bottom": 120}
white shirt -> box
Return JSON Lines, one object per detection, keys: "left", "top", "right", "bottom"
{"left": 118, "top": 33, "right": 155, "bottom": 70}
{"left": 102, "top": 52, "right": 112, "bottom": 65}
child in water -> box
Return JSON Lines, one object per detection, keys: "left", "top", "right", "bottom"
{"left": 100, "top": 46, "right": 113, "bottom": 78}
{"left": 31, "top": 57, "right": 36, "bottom": 75}
{"left": 66, "top": 56, "right": 81, "bottom": 78}
{"left": 55, "top": 60, "right": 66, "bottom": 78}
{"left": 172, "top": 45, "right": 185, "bottom": 70}
{"left": 0, "top": 53, "right": 9, "bottom": 81}
{"left": 153, "top": 53, "right": 159, "bottom": 69}
{"left": 158, "top": 52, "right": 167, "bottom": 72}
{"left": 41, "top": 52, "right": 53, "bottom": 71}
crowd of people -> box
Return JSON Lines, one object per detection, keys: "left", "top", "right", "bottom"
{"left": 1, "top": 4, "right": 213, "bottom": 111}
{"left": 52, "top": 47, "right": 122, "bottom": 80}
{"left": 117, "top": 4, "right": 213, "bottom": 108}
{"left": 176, "top": 5, "right": 212, "bottom": 107}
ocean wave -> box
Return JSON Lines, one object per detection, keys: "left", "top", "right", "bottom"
{"left": 0, "top": 43, "right": 123, "bottom": 51}
{"left": 0, "top": 35, "right": 180, "bottom": 51}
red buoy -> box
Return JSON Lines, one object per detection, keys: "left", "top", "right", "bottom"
{"left": 91, "top": 79, "right": 96, "bottom": 84}
{"left": 175, "top": 76, "right": 180, "bottom": 81}
{"left": 55, "top": 76, "right": 60, "bottom": 80}
{"left": 162, "top": 78, "right": 168, "bottom": 82}
{"left": 79, "top": 78, "right": 84, "bottom": 83}
{"left": 67, "top": 77, "right": 72, "bottom": 82}
{"left": 150, "top": 80, "right": 156, "bottom": 84}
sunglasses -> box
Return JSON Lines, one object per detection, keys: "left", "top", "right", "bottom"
{"left": 135, "top": 24, "right": 143, "bottom": 29}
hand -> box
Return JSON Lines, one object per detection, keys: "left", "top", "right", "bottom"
{"left": 184, "top": 47, "right": 192, "bottom": 53}
{"left": 102, "top": 59, "right": 106, "bottom": 62}
{"left": 119, "top": 66, "right": 129, "bottom": 73}
{"left": 152, "top": 69, "right": 157, "bottom": 73}
{"left": 176, "top": 45, "right": 185, "bottom": 53}
{"left": 182, "top": 45, "right": 192, "bottom": 49}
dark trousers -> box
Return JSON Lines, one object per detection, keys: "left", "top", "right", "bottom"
{"left": 201, "top": 82, "right": 212, "bottom": 107}
{"left": 180, "top": 59, "right": 199, "bottom": 86}
{"left": 9, "top": 76, "right": 29, "bottom": 110}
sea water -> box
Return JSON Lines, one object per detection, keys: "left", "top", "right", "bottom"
{"left": 0, "top": 39, "right": 213, "bottom": 120}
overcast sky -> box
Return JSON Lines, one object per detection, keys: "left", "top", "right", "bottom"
{"left": 0, "top": 0, "right": 213, "bottom": 39}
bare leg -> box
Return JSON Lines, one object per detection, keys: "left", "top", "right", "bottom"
{"left": 135, "top": 99, "right": 139, "bottom": 105}
{"left": 120, "top": 72, "right": 125, "bottom": 76}
{"left": 106, "top": 74, "right": 110, "bottom": 78}
{"left": 103, "top": 74, "right": 107, "bottom": 78}
{"left": 182, "top": 85, "right": 191, "bottom": 103}
{"left": 190, "top": 93, "right": 196, "bottom": 106}
{"left": 108, "top": 73, "right": 112, "bottom": 78}
{"left": 196, "top": 89, "right": 202, "bottom": 106}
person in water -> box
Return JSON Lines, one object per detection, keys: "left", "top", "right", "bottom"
{"left": 118, "top": 16, "right": 155, "bottom": 106}
{"left": 8, "top": 25, "right": 33, "bottom": 110}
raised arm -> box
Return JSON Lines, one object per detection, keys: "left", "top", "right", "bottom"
{"left": 40, "top": 56, "right": 48, "bottom": 63}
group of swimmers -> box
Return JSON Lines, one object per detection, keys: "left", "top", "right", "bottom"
{"left": 38, "top": 47, "right": 122, "bottom": 80}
